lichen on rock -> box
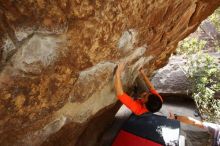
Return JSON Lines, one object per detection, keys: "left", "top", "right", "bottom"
{"left": 0, "top": 0, "right": 220, "bottom": 145}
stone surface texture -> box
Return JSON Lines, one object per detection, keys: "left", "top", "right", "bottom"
{"left": 152, "top": 53, "right": 220, "bottom": 98}
{"left": 152, "top": 55, "right": 192, "bottom": 96}
{"left": 151, "top": 30, "right": 220, "bottom": 98}
{"left": 0, "top": 0, "right": 220, "bottom": 145}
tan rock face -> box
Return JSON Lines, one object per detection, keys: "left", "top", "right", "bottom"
{"left": 0, "top": 0, "right": 219, "bottom": 145}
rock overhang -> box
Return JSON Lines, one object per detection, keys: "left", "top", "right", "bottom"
{"left": 0, "top": 0, "right": 220, "bottom": 145}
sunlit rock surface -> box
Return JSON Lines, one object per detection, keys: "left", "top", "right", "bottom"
{"left": 152, "top": 55, "right": 192, "bottom": 96}
{"left": 152, "top": 52, "right": 220, "bottom": 96}
{"left": 0, "top": 0, "right": 220, "bottom": 145}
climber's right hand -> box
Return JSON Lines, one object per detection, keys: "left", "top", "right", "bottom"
{"left": 116, "top": 62, "right": 126, "bottom": 75}
{"left": 139, "top": 67, "right": 144, "bottom": 74}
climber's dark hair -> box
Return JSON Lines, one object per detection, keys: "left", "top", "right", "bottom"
{"left": 145, "top": 94, "right": 162, "bottom": 113}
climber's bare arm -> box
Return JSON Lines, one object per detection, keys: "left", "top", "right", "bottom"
{"left": 177, "top": 115, "right": 204, "bottom": 128}
{"left": 168, "top": 113, "right": 204, "bottom": 129}
{"left": 139, "top": 68, "right": 155, "bottom": 90}
{"left": 114, "top": 63, "right": 125, "bottom": 96}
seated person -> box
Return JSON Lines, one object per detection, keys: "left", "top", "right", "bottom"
{"left": 114, "top": 63, "right": 163, "bottom": 115}
{"left": 168, "top": 112, "right": 220, "bottom": 146}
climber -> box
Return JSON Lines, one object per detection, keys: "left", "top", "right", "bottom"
{"left": 114, "top": 62, "right": 163, "bottom": 115}
{"left": 168, "top": 112, "right": 220, "bottom": 146}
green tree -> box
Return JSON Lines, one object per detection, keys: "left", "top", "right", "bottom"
{"left": 208, "top": 7, "right": 220, "bottom": 51}
{"left": 209, "top": 7, "right": 220, "bottom": 32}
{"left": 177, "top": 38, "right": 220, "bottom": 122}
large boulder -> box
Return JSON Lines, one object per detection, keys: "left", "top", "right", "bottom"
{"left": 151, "top": 52, "right": 220, "bottom": 98}
{"left": 0, "top": 0, "right": 220, "bottom": 145}
{"left": 152, "top": 55, "right": 192, "bottom": 97}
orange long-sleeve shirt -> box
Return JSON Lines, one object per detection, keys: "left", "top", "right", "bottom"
{"left": 117, "top": 89, "right": 161, "bottom": 115}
